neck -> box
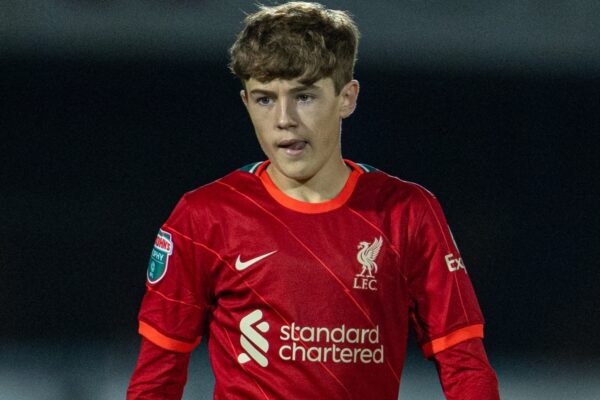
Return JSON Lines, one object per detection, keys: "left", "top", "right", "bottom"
{"left": 266, "top": 158, "right": 351, "bottom": 203}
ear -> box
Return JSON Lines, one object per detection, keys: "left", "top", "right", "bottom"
{"left": 339, "top": 79, "right": 360, "bottom": 119}
{"left": 240, "top": 89, "right": 249, "bottom": 108}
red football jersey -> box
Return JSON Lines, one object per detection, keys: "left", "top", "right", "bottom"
{"left": 137, "top": 160, "right": 485, "bottom": 399}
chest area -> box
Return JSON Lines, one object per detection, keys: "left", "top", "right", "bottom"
{"left": 208, "top": 209, "right": 408, "bottom": 316}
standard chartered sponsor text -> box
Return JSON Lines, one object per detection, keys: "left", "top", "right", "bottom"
{"left": 279, "top": 322, "right": 384, "bottom": 364}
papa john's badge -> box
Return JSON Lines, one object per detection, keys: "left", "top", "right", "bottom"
{"left": 147, "top": 229, "right": 173, "bottom": 284}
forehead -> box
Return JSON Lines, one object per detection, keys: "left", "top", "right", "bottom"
{"left": 244, "top": 77, "right": 335, "bottom": 93}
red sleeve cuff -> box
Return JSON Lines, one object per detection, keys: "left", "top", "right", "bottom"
{"left": 422, "top": 324, "right": 484, "bottom": 358}
{"left": 139, "top": 320, "right": 201, "bottom": 353}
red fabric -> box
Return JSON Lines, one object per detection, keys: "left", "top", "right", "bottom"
{"left": 434, "top": 338, "right": 499, "bottom": 400}
{"left": 133, "top": 162, "right": 492, "bottom": 398}
{"left": 127, "top": 338, "right": 190, "bottom": 400}
{"left": 405, "top": 183, "right": 485, "bottom": 356}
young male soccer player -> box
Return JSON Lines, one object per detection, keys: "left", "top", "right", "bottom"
{"left": 127, "top": 2, "right": 499, "bottom": 399}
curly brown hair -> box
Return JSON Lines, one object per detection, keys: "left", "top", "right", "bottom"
{"left": 229, "top": 2, "right": 360, "bottom": 94}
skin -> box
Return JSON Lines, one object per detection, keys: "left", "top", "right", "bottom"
{"left": 241, "top": 77, "right": 360, "bottom": 203}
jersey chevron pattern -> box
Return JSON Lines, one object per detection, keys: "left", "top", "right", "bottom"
{"left": 137, "top": 160, "right": 485, "bottom": 399}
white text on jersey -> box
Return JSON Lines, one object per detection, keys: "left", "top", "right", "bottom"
{"left": 445, "top": 253, "right": 466, "bottom": 272}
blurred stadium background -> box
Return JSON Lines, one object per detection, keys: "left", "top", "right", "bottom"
{"left": 1, "top": 1, "right": 599, "bottom": 398}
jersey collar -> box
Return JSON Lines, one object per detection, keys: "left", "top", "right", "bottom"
{"left": 255, "top": 159, "right": 364, "bottom": 214}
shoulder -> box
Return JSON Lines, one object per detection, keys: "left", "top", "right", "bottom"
{"left": 355, "top": 162, "right": 438, "bottom": 207}
{"left": 178, "top": 164, "right": 262, "bottom": 211}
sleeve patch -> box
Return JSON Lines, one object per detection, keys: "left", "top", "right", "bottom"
{"left": 147, "top": 229, "right": 174, "bottom": 284}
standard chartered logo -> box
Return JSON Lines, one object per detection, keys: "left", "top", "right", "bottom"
{"left": 237, "top": 311, "right": 384, "bottom": 367}
{"left": 237, "top": 309, "right": 270, "bottom": 367}
{"left": 279, "top": 323, "right": 384, "bottom": 364}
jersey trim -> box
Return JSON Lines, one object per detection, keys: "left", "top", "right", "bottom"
{"left": 255, "top": 159, "right": 364, "bottom": 214}
{"left": 138, "top": 320, "right": 201, "bottom": 353}
{"left": 239, "top": 161, "right": 263, "bottom": 174}
{"left": 422, "top": 324, "right": 484, "bottom": 358}
{"left": 355, "top": 162, "right": 378, "bottom": 173}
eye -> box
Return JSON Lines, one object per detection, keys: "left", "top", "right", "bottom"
{"left": 297, "top": 94, "right": 314, "bottom": 103}
{"left": 256, "top": 96, "right": 273, "bottom": 106}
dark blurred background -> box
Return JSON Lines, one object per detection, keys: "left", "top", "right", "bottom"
{"left": 1, "top": 1, "right": 599, "bottom": 399}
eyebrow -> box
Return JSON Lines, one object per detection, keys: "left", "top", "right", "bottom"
{"left": 248, "top": 84, "right": 321, "bottom": 96}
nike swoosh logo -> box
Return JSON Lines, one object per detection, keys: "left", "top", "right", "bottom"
{"left": 235, "top": 251, "right": 277, "bottom": 271}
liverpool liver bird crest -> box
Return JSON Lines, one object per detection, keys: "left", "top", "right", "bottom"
{"left": 356, "top": 236, "right": 383, "bottom": 278}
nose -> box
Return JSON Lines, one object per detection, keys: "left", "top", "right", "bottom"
{"left": 276, "top": 98, "right": 298, "bottom": 129}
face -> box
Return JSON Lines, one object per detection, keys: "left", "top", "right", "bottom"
{"left": 241, "top": 77, "right": 359, "bottom": 186}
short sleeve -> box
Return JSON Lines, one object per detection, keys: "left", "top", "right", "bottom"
{"left": 407, "top": 192, "right": 485, "bottom": 358}
{"left": 137, "top": 195, "right": 212, "bottom": 353}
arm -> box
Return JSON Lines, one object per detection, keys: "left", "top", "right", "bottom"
{"left": 128, "top": 196, "right": 212, "bottom": 399}
{"left": 127, "top": 338, "right": 191, "bottom": 400}
{"left": 433, "top": 338, "right": 499, "bottom": 400}
{"left": 404, "top": 188, "right": 498, "bottom": 398}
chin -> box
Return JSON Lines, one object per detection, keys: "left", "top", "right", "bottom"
{"left": 273, "top": 160, "right": 313, "bottom": 181}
